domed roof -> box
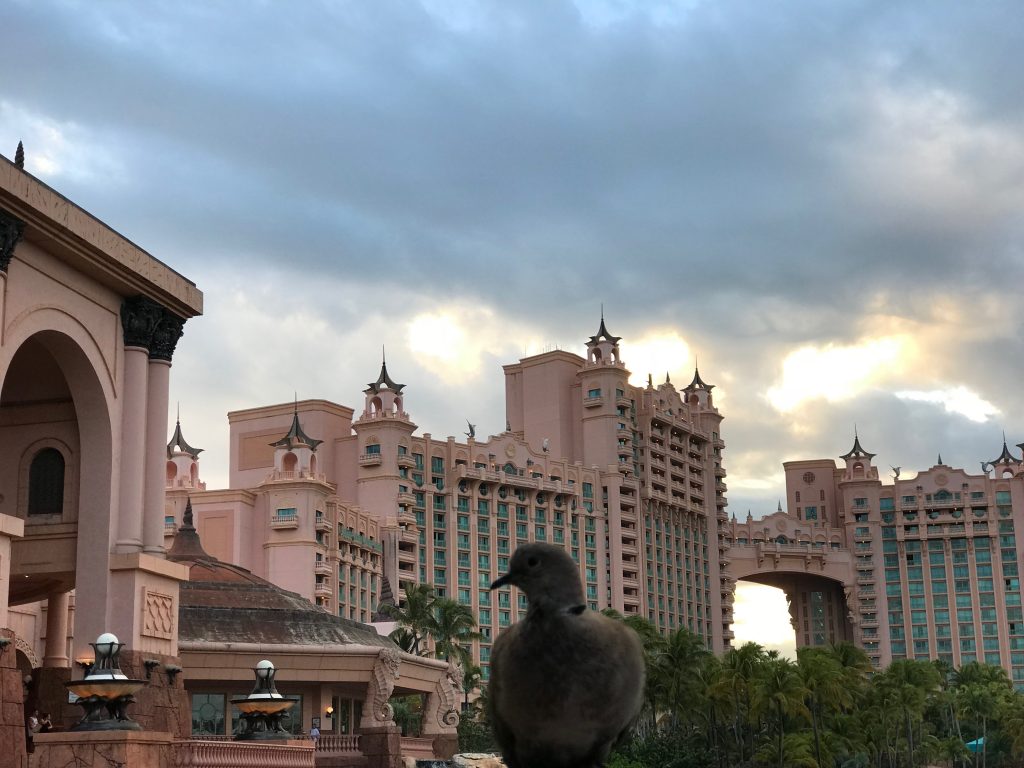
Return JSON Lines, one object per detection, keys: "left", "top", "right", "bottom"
{"left": 169, "top": 500, "right": 394, "bottom": 649}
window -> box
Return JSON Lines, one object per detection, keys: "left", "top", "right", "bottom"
{"left": 804, "top": 506, "right": 818, "bottom": 521}
{"left": 587, "top": 388, "right": 602, "bottom": 398}
{"left": 192, "top": 693, "right": 226, "bottom": 736}
{"left": 365, "top": 444, "right": 381, "bottom": 455}
{"left": 28, "top": 448, "right": 65, "bottom": 516}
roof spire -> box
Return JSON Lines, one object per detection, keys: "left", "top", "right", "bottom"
{"left": 685, "top": 362, "right": 714, "bottom": 391}
{"left": 665, "top": 371, "right": 671, "bottom": 384}
{"left": 167, "top": 408, "right": 204, "bottom": 459}
{"left": 167, "top": 496, "right": 214, "bottom": 562}
{"left": 989, "top": 432, "right": 1018, "bottom": 466}
{"left": 14, "top": 141, "right": 24, "bottom": 170}
{"left": 840, "top": 430, "right": 875, "bottom": 460}
{"left": 270, "top": 396, "right": 323, "bottom": 451}
{"left": 366, "top": 350, "right": 405, "bottom": 394}
{"left": 937, "top": 453, "right": 943, "bottom": 465}
{"left": 588, "top": 311, "right": 621, "bottom": 345}
{"left": 778, "top": 499, "right": 783, "bottom": 513}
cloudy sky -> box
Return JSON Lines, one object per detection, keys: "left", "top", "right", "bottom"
{"left": 5, "top": 0, "right": 1024, "bottom": 652}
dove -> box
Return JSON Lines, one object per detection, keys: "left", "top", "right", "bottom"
{"left": 488, "top": 543, "right": 644, "bottom": 768}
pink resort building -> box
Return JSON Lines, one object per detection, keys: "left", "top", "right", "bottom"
{"left": 0, "top": 151, "right": 459, "bottom": 768}
{"left": 725, "top": 436, "right": 1024, "bottom": 688}
{"left": 173, "top": 319, "right": 733, "bottom": 679}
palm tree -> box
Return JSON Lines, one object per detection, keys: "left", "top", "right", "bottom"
{"left": 461, "top": 664, "right": 483, "bottom": 712}
{"left": 378, "top": 582, "right": 437, "bottom": 655}
{"left": 717, "top": 641, "right": 766, "bottom": 761}
{"left": 876, "top": 659, "right": 940, "bottom": 768}
{"left": 388, "top": 627, "right": 418, "bottom": 654}
{"left": 651, "top": 628, "right": 709, "bottom": 729}
{"left": 429, "top": 597, "right": 483, "bottom": 668}
{"left": 753, "top": 656, "right": 810, "bottom": 768}
{"left": 797, "top": 646, "right": 849, "bottom": 768}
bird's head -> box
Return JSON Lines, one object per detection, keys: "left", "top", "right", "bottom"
{"left": 489, "top": 543, "right": 585, "bottom": 613}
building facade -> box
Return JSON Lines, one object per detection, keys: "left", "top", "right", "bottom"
{"left": 725, "top": 436, "right": 1024, "bottom": 688}
{"left": 174, "top": 320, "right": 732, "bottom": 678}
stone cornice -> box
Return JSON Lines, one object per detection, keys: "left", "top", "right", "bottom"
{"left": 0, "top": 155, "right": 202, "bottom": 318}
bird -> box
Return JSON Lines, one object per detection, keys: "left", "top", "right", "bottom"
{"left": 488, "top": 543, "right": 644, "bottom": 768}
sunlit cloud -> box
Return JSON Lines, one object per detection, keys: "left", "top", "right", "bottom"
{"left": 407, "top": 306, "right": 544, "bottom": 384}
{"left": 621, "top": 330, "right": 691, "bottom": 387}
{"left": 895, "top": 386, "right": 999, "bottom": 423}
{"left": 765, "top": 335, "right": 911, "bottom": 412}
{"left": 732, "top": 583, "right": 796, "bottom": 659}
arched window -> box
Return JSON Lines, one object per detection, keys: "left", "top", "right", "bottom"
{"left": 282, "top": 452, "right": 298, "bottom": 473}
{"left": 29, "top": 448, "right": 65, "bottom": 516}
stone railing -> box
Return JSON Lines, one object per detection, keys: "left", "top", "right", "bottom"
{"left": 317, "top": 733, "right": 361, "bottom": 753}
{"left": 173, "top": 739, "right": 314, "bottom": 767}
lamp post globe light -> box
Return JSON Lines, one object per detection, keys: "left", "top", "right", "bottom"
{"left": 64, "top": 632, "right": 148, "bottom": 730}
{"left": 231, "top": 659, "right": 296, "bottom": 740}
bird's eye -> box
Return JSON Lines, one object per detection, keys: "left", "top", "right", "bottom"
{"left": 527, "top": 557, "right": 539, "bottom": 567}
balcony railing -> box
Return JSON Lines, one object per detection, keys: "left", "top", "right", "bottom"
{"left": 359, "top": 453, "right": 383, "bottom": 466}
{"left": 317, "top": 734, "right": 361, "bottom": 753}
{"left": 173, "top": 739, "right": 314, "bottom": 767}
{"left": 270, "top": 514, "right": 299, "bottom": 529}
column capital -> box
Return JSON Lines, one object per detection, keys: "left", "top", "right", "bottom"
{"left": 121, "top": 295, "right": 164, "bottom": 349}
{"left": 0, "top": 208, "right": 25, "bottom": 273}
{"left": 149, "top": 310, "right": 186, "bottom": 362}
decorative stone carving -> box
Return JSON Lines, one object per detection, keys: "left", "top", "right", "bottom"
{"left": 150, "top": 310, "right": 186, "bottom": 362}
{"left": 0, "top": 208, "right": 25, "bottom": 273}
{"left": 121, "top": 295, "right": 164, "bottom": 349}
{"left": 362, "top": 648, "right": 401, "bottom": 726}
{"left": 422, "top": 658, "right": 462, "bottom": 734}
{"left": 143, "top": 589, "right": 175, "bottom": 640}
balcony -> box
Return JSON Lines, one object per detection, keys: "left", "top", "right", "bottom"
{"left": 315, "top": 517, "right": 331, "bottom": 533}
{"left": 860, "top": 617, "right": 879, "bottom": 628}
{"left": 314, "top": 582, "right": 332, "bottom": 597}
{"left": 856, "top": 574, "right": 875, "bottom": 585}
{"left": 263, "top": 469, "right": 329, "bottom": 484}
{"left": 616, "top": 394, "right": 632, "bottom": 408}
{"left": 270, "top": 513, "right": 299, "bottom": 529}
{"left": 397, "top": 491, "right": 416, "bottom": 507}
{"left": 398, "top": 454, "right": 416, "bottom": 468}
{"left": 583, "top": 395, "right": 604, "bottom": 408}
{"left": 164, "top": 522, "right": 177, "bottom": 537}
{"left": 314, "top": 561, "right": 332, "bottom": 576}
{"left": 722, "top": 629, "right": 735, "bottom": 641}
{"left": 359, "top": 453, "right": 383, "bottom": 467}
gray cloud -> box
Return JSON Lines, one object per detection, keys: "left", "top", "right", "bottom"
{"left": 3, "top": 0, "right": 1024, "bottom": 501}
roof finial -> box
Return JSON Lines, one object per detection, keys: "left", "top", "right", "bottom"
{"left": 14, "top": 141, "right": 24, "bottom": 170}
{"left": 665, "top": 371, "right": 671, "bottom": 384}
{"left": 600, "top": 302, "right": 604, "bottom": 322}
{"left": 176, "top": 401, "right": 181, "bottom": 424}
{"left": 182, "top": 497, "right": 195, "bottom": 530}
{"left": 937, "top": 453, "right": 943, "bottom": 465}
{"left": 382, "top": 344, "right": 386, "bottom": 365}
{"left": 647, "top": 373, "right": 653, "bottom": 387}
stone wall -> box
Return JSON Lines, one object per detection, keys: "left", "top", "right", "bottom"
{"left": 0, "top": 628, "right": 27, "bottom": 768}
{"left": 117, "top": 650, "right": 190, "bottom": 737}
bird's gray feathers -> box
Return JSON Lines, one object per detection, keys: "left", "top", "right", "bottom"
{"left": 488, "top": 544, "right": 644, "bottom": 768}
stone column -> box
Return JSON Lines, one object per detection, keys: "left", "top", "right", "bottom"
{"left": 0, "top": 514, "right": 25, "bottom": 629}
{"left": 116, "top": 297, "right": 162, "bottom": 553}
{"left": 42, "top": 590, "right": 70, "bottom": 668}
{"left": 142, "top": 311, "right": 183, "bottom": 554}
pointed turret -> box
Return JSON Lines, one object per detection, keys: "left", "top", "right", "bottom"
{"left": 585, "top": 310, "right": 622, "bottom": 365}
{"left": 166, "top": 409, "right": 205, "bottom": 491}
{"left": 167, "top": 415, "right": 203, "bottom": 459}
{"left": 167, "top": 498, "right": 214, "bottom": 562}
{"left": 840, "top": 431, "right": 875, "bottom": 461}
{"left": 365, "top": 352, "right": 405, "bottom": 395}
{"left": 683, "top": 364, "right": 715, "bottom": 408}
{"left": 684, "top": 365, "right": 715, "bottom": 392}
{"left": 270, "top": 401, "right": 323, "bottom": 450}
{"left": 989, "top": 434, "right": 1018, "bottom": 468}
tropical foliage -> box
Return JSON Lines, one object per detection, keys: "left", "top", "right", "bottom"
{"left": 596, "top": 622, "right": 1024, "bottom": 768}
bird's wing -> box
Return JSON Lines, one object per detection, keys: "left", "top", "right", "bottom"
{"left": 488, "top": 625, "right": 520, "bottom": 766}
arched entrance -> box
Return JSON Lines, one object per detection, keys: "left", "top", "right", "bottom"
{"left": 0, "top": 326, "right": 115, "bottom": 655}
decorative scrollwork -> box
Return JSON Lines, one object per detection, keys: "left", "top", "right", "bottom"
{"left": 0, "top": 208, "right": 25, "bottom": 273}
{"left": 364, "top": 648, "right": 401, "bottom": 725}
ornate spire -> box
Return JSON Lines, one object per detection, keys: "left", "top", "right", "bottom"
{"left": 990, "top": 433, "right": 1018, "bottom": 466}
{"left": 665, "top": 371, "right": 671, "bottom": 384}
{"left": 167, "top": 497, "right": 214, "bottom": 562}
{"left": 588, "top": 310, "right": 621, "bottom": 345}
{"left": 365, "top": 349, "right": 405, "bottom": 394}
{"left": 372, "top": 576, "right": 397, "bottom": 622}
{"left": 14, "top": 141, "right": 24, "bottom": 170}
{"left": 937, "top": 453, "right": 943, "bottom": 465}
{"left": 840, "top": 430, "right": 875, "bottom": 460}
{"left": 684, "top": 364, "right": 714, "bottom": 391}
{"left": 777, "top": 499, "right": 783, "bottom": 513}
{"left": 167, "top": 410, "right": 203, "bottom": 459}
{"left": 269, "top": 400, "right": 323, "bottom": 451}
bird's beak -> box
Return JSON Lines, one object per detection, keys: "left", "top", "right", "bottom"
{"left": 489, "top": 573, "right": 513, "bottom": 590}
